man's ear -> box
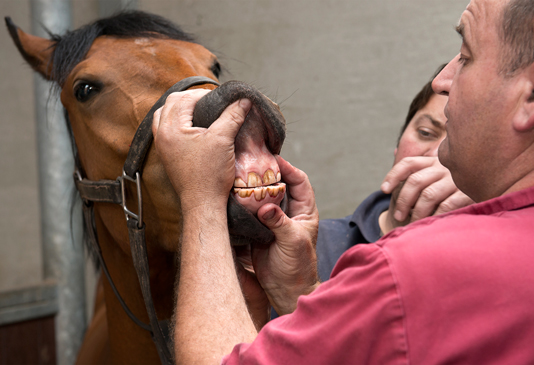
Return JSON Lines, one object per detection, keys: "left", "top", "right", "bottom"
{"left": 512, "top": 64, "right": 534, "bottom": 132}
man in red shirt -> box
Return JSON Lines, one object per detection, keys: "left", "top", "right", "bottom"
{"left": 153, "top": 0, "right": 534, "bottom": 363}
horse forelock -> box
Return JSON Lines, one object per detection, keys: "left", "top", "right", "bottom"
{"left": 50, "top": 10, "right": 198, "bottom": 86}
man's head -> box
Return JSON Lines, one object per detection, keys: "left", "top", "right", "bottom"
{"left": 500, "top": 0, "right": 534, "bottom": 76}
{"left": 432, "top": 0, "right": 534, "bottom": 202}
{"left": 393, "top": 64, "right": 448, "bottom": 166}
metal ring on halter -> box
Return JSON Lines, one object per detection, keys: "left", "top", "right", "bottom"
{"left": 120, "top": 170, "right": 143, "bottom": 228}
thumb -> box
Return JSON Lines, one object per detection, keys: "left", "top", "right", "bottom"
{"left": 209, "top": 98, "right": 252, "bottom": 139}
{"left": 258, "top": 204, "right": 293, "bottom": 240}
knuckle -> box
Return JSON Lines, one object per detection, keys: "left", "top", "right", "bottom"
{"left": 436, "top": 200, "right": 455, "bottom": 214}
{"left": 272, "top": 213, "right": 287, "bottom": 230}
{"left": 227, "top": 107, "right": 245, "bottom": 123}
{"left": 395, "top": 194, "right": 409, "bottom": 209}
{"left": 166, "top": 92, "right": 183, "bottom": 103}
{"left": 420, "top": 187, "right": 438, "bottom": 202}
{"left": 406, "top": 172, "right": 424, "bottom": 187}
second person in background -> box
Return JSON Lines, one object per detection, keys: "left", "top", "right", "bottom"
{"left": 316, "top": 64, "right": 474, "bottom": 281}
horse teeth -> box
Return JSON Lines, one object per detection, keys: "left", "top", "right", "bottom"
{"left": 263, "top": 169, "right": 276, "bottom": 185}
{"left": 276, "top": 172, "right": 281, "bottom": 182}
{"left": 254, "top": 188, "right": 263, "bottom": 201}
{"left": 247, "top": 172, "right": 262, "bottom": 187}
{"left": 234, "top": 183, "right": 286, "bottom": 201}
{"left": 237, "top": 188, "right": 253, "bottom": 198}
{"left": 267, "top": 186, "right": 279, "bottom": 197}
{"left": 234, "top": 177, "right": 246, "bottom": 188}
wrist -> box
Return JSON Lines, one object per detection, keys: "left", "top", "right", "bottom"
{"left": 179, "top": 193, "right": 229, "bottom": 216}
{"left": 268, "top": 279, "right": 320, "bottom": 316}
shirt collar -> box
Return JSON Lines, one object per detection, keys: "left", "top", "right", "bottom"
{"left": 350, "top": 190, "right": 391, "bottom": 243}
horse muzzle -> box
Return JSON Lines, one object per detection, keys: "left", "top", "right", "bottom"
{"left": 192, "top": 81, "right": 288, "bottom": 246}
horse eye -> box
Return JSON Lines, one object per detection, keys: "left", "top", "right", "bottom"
{"left": 74, "top": 83, "right": 100, "bottom": 102}
{"left": 211, "top": 61, "right": 221, "bottom": 78}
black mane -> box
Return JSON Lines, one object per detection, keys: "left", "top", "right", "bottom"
{"left": 49, "top": 10, "right": 197, "bottom": 86}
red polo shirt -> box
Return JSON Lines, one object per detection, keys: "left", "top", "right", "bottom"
{"left": 223, "top": 186, "right": 534, "bottom": 364}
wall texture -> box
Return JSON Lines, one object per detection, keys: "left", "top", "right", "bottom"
{"left": 0, "top": 0, "right": 468, "bottom": 295}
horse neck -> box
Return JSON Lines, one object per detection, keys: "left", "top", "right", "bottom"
{"left": 93, "top": 205, "right": 177, "bottom": 363}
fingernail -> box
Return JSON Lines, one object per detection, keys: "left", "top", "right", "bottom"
{"left": 394, "top": 210, "right": 403, "bottom": 221}
{"left": 239, "top": 98, "right": 252, "bottom": 110}
{"left": 381, "top": 182, "right": 390, "bottom": 192}
{"left": 262, "top": 208, "right": 276, "bottom": 220}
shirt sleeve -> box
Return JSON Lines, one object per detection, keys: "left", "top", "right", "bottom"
{"left": 222, "top": 244, "right": 409, "bottom": 365}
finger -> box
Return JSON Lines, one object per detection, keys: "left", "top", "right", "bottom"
{"left": 393, "top": 167, "right": 447, "bottom": 221}
{"left": 276, "top": 156, "right": 306, "bottom": 185}
{"left": 257, "top": 203, "right": 293, "bottom": 240}
{"left": 275, "top": 156, "right": 317, "bottom": 216}
{"left": 434, "top": 190, "right": 474, "bottom": 216}
{"left": 159, "top": 89, "right": 211, "bottom": 130}
{"left": 409, "top": 180, "right": 458, "bottom": 222}
{"left": 276, "top": 156, "right": 310, "bottom": 198}
{"left": 381, "top": 156, "right": 436, "bottom": 194}
{"left": 209, "top": 98, "right": 252, "bottom": 139}
{"left": 152, "top": 106, "right": 163, "bottom": 139}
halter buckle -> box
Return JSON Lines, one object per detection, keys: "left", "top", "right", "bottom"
{"left": 120, "top": 170, "right": 143, "bottom": 228}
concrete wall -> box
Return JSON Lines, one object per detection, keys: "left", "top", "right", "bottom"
{"left": 0, "top": 0, "right": 468, "bottom": 299}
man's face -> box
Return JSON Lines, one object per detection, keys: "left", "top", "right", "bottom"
{"left": 432, "top": 0, "right": 525, "bottom": 202}
{"left": 393, "top": 94, "right": 448, "bottom": 165}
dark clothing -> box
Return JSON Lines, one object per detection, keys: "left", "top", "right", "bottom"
{"left": 316, "top": 190, "right": 390, "bottom": 281}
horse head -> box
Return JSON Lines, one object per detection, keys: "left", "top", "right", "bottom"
{"left": 6, "top": 11, "right": 286, "bottom": 364}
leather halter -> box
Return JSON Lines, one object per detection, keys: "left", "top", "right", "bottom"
{"left": 74, "top": 76, "right": 219, "bottom": 365}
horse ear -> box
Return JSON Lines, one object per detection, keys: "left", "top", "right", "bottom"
{"left": 5, "top": 17, "right": 55, "bottom": 80}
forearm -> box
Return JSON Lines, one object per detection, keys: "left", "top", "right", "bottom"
{"left": 174, "top": 202, "right": 257, "bottom": 364}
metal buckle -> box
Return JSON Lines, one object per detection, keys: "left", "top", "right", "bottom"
{"left": 74, "top": 169, "right": 82, "bottom": 182}
{"left": 119, "top": 170, "right": 143, "bottom": 228}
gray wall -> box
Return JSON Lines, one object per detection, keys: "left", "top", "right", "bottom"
{"left": 0, "top": 0, "right": 467, "bottom": 298}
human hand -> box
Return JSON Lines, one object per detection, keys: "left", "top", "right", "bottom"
{"left": 252, "top": 156, "right": 320, "bottom": 315}
{"left": 381, "top": 156, "right": 473, "bottom": 224}
{"left": 152, "top": 90, "right": 252, "bottom": 212}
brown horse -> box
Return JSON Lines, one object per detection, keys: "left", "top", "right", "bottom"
{"left": 6, "top": 11, "right": 286, "bottom": 364}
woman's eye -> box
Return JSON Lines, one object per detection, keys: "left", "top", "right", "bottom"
{"left": 74, "top": 83, "right": 100, "bottom": 102}
{"left": 418, "top": 129, "right": 437, "bottom": 139}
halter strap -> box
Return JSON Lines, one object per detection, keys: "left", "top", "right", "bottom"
{"left": 124, "top": 76, "right": 219, "bottom": 178}
{"left": 74, "top": 76, "right": 219, "bottom": 365}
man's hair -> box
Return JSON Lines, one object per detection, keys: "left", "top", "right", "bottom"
{"left": 397, "top": 63, "right": 447, "bottom": 145}
{"left": 501, "top": 0, "right": 534, "bottom": 75}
